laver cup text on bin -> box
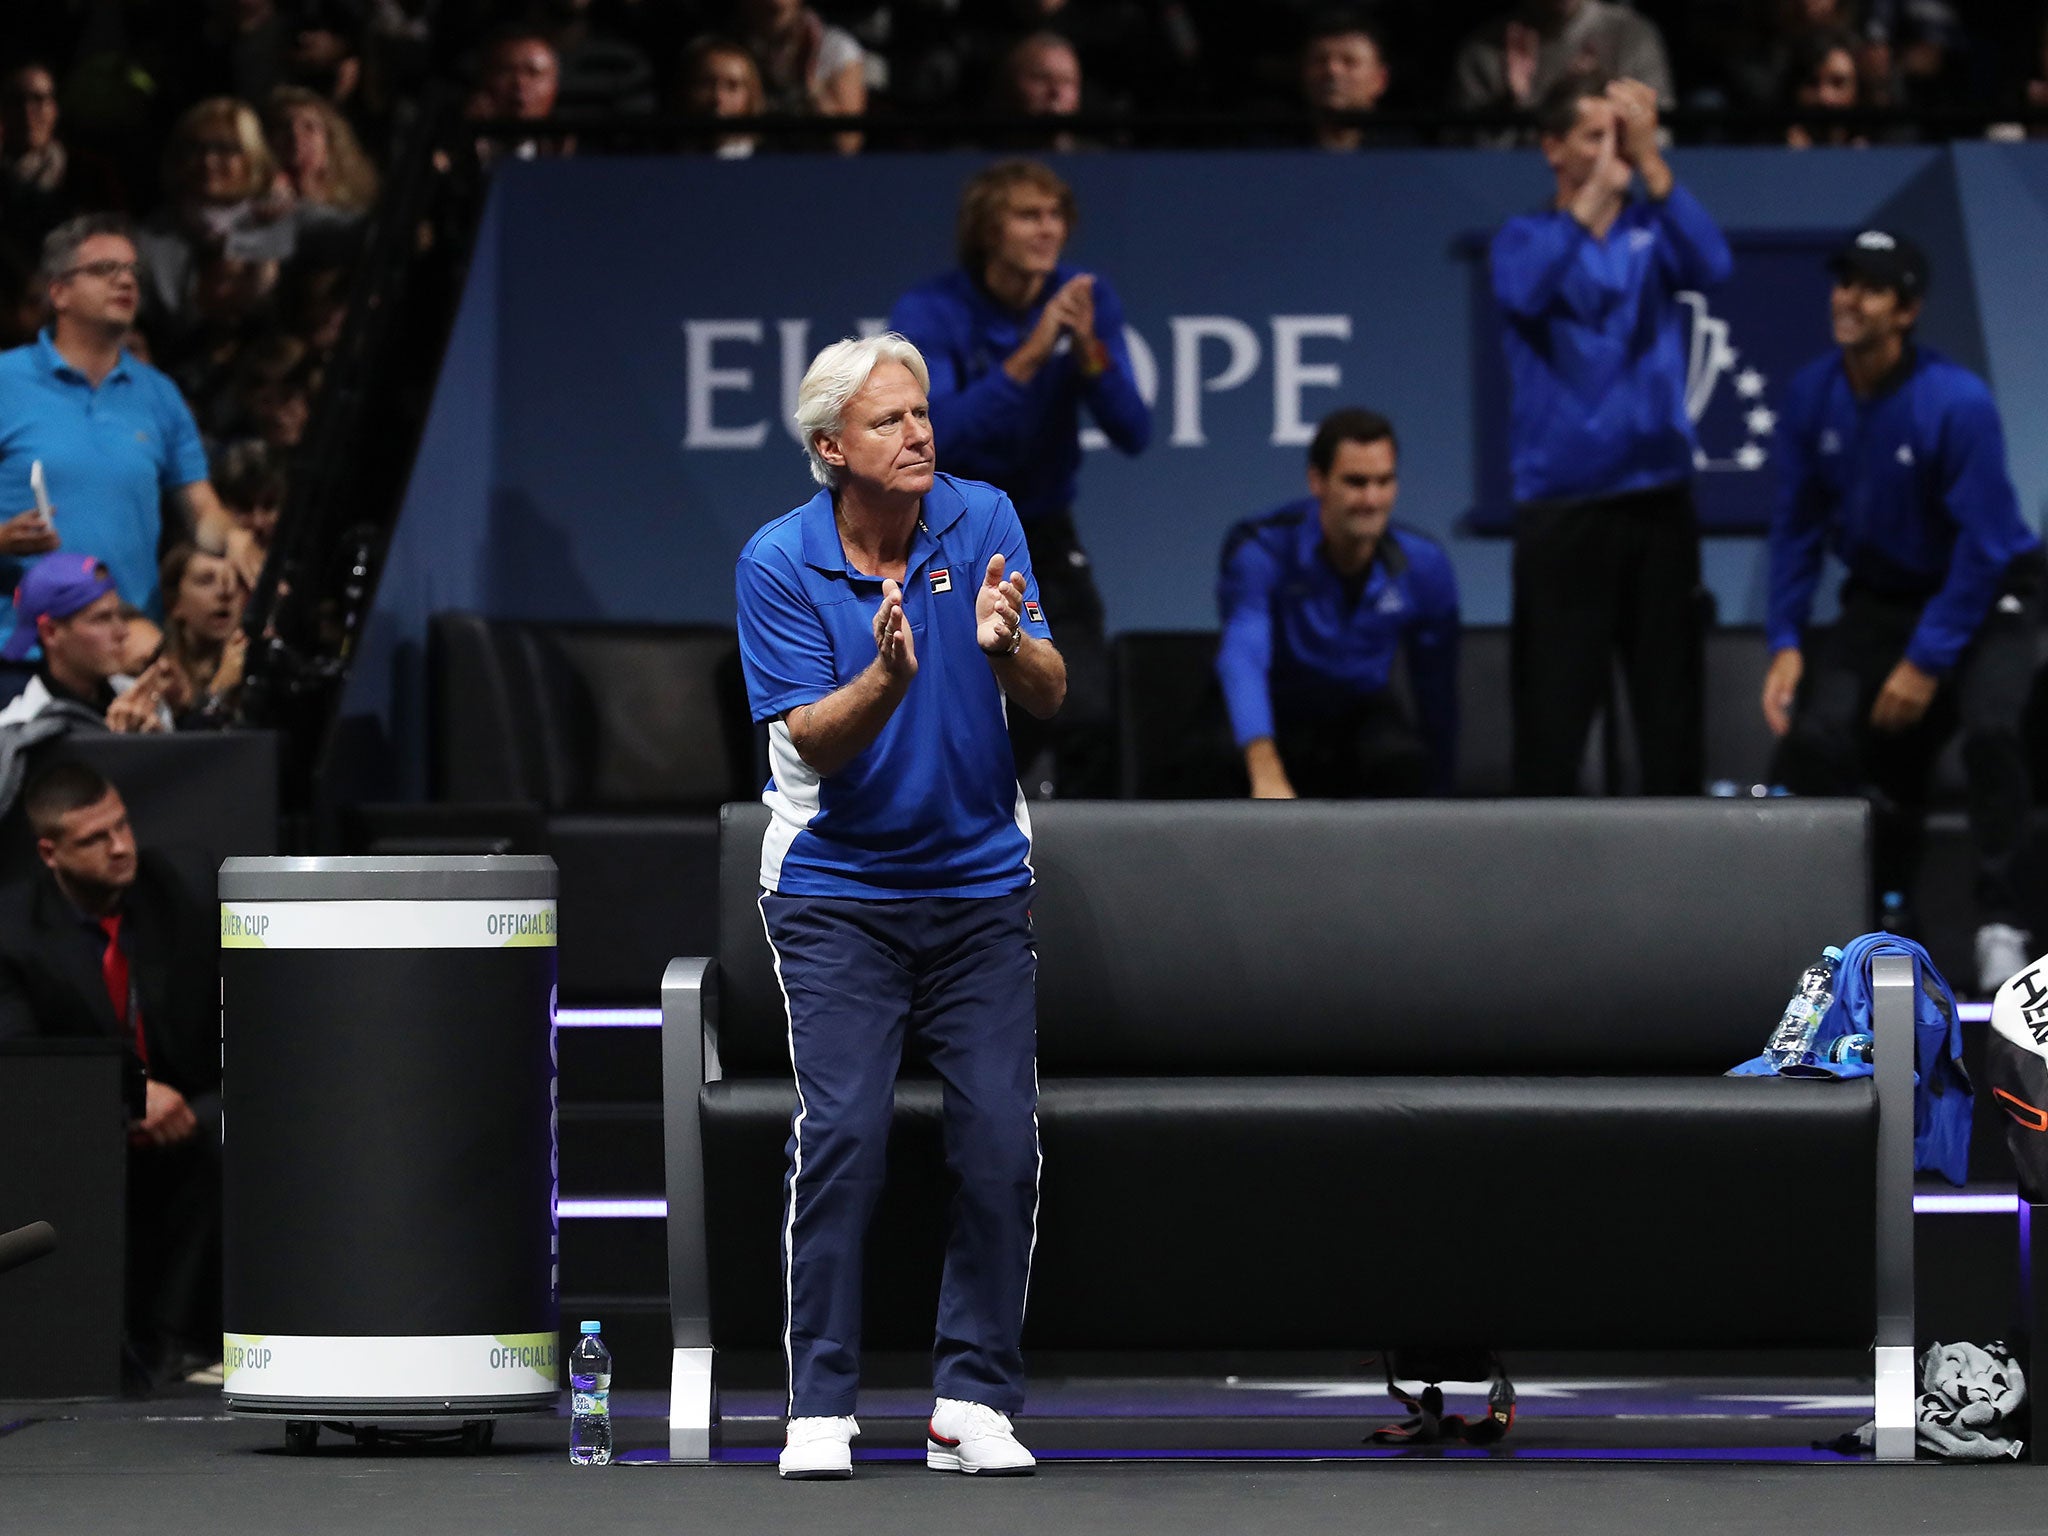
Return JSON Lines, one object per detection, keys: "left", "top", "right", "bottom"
{"left": 221, "top": 911, "right": 271, "bottom": 940}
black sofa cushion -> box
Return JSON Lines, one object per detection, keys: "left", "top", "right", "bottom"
{"left": 701, "top": 1074, "right": 1876, "bottom": 1351}
{"left": 712, "top": 799, "right": 1870, "bottom": 1078}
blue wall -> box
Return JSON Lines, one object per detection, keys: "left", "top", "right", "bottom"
{"left": 347, "top": 144, "right": 2048, "bottom": 793}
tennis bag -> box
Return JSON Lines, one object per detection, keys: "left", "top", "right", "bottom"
{"left": 1987, "top": 951, "right": 2048, "bottom": 1202}
{"left": 1730, "top": 932, "right": 1972, "bottom": 1186}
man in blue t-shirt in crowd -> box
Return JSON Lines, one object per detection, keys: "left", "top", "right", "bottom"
{"left": 735, "top": 334, "right": 1065, "bottom": 1481}
{"left": 0, "top": 215, "right": 233, "bottom": 660}
{"left": 1491, "top": 71, "right": 1731, "bottom": 795}
{"left": 1763, "top": 232, "right": 2045, "bottom": 997}
{"left": 888, "top": 159, "right": 1151, "bottom": 800}
{"left": 1215, "top": 408, "right": 1460, "bottom": 798}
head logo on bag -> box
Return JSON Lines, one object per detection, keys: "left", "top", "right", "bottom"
{"left": 1989, "top": 952, "right": 2048, "bottom": 1198}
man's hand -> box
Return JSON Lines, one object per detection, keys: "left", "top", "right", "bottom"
{"left": 1504, "top": 21, "right": 1539, "bottom": 105}
{"left": 0, "top": 509, "right": 58, "bottom": 557}
{"left": 1569, "top": 130, "right": 1634, "bottom": 230}
{"left": 1005, "top": 273, "right": 1097, "bottom": 384}
{"left": 976, "top": 554, "right": 1028, "bottom": 657}
{"left": 1762, "top": 648, "right": 1803, "bottom": 737}
{"left": 106, "top": 658, "right": 175, "bottom": 733}
{"left": 1246, "top": 742, "right": 1296, "bottom": 800}
{"left": 1605, "top": 78, "right": 1672, "bottom": 197}
{"left": 873, "top": 579, "right": 917, "bottom": 682}
{"left": 1871, "top": 658, "right": 1938, "bottom": 733}
{"left": 130, "top": 1079, "right": 197, "bottom": 1148}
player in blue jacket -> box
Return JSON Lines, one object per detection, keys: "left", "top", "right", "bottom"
{"left": 1216, "top": 408, "right": 1459, "bottom": 798}
{"left": 888, "top": 159, "right": 1151, "bottom": 799}
{"left": 1490, "top": 72, "right": 1731, "bottom": 796}
{"left": 1763, "top": 231, "right": 2045, "bottom": 996}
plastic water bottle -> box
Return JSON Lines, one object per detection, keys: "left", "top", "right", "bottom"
{"left": 569, "top": 1320, "right": 612, "bottom": 1465}
{"left": 1764, "top": 947, "right": 1844, "bottom": 1070}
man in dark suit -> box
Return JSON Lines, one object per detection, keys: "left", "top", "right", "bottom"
{"left": 0, "top": 759, "right": 221, "bottom": 1384}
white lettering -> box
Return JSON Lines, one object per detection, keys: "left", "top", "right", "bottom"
{"left": 777, "top": 319, "right": 811, "bottom": 444}
{"left": 1270, "top": 315, "right": 1351, "bottom": 446}
{"left": 1170, "top": 316, "right": 1260, "bottom": 447}
{"left": 683, "top": 320, "right": 768, "bottom": 449}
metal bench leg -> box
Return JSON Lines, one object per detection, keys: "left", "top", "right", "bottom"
{"left": 663, "top": 957, "right": 720, "bottom": 1463}
{"left": 1872, "top": 953, "right": 1917, "bottom": 1462}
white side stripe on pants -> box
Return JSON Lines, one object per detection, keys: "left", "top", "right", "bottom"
{"left": 758, "top": 892, "right": 808, "bottom": 1417}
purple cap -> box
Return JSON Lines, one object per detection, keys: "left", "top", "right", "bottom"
{"left": 2, "top": 554, "right": 119, "bottom": 661}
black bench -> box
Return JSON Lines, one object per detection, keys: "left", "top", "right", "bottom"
{"left": 659, "top": 797, "right": 1919, "bottom": 1460}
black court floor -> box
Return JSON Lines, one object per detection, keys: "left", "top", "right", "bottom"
{"left": 4, "top": 1359, "right": 2044, "bottom": 1536}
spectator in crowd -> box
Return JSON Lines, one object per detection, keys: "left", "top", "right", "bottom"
{"left": 206, "top": 0, "right": 366, "bottom": 108}
{"left": 1491, "top": 74, "right": 1730, "bottom": 795}
{"left": 1454, "top": 0, "right": 1673, "bottom": 115}
{"left": 1216, "top": 408, "right": 1460, "bottom": 798}
{"left": 996, "top": 32, "right": 1090, "bottom": 149}
{"left": 1301, "top": 10, "right": 1395, "bottom": 150}
{"left": 680, "top": 36, "right": 767, "bottom": 157}
{"left": 0, "top": 557, "right": 178, "bottom": 732}
{"left": 887, "top": 159, "right": 1152, "bottom": 798}
{"left": 0, "top": 216, "right": 232, "bottom": 653}
{"left": 527, "top": 0, "right": 659, "bottom": 114}
{"left": 228, "top": 332, "right": 318, "bottom": 450}
{"left": 158, "top": 543, "right": 248, "bottom": 723}
{"left": 1785, "top": 27, "right": 1866, "bottom": 146}
{"left": 1762, "top": 231, "right": 2044, "bottom": 996}
{"left": 212, "top": 438, "right": 284, "bottom": 596}
{"left": 476, "top": 25, "right": 564, "bottom": 120}
{"left": 1, "top": 63, "right": 125, "bottom": 250}
{"left": 135, "top": 98, "right": 297, "bottom": 328}
{"left": 0, "top": 759, "right": 225, "bottom": 1386}
{"left": 162, "top": 252, "right": 282, "bottom": 430}
{"left": 733, "top": 0, "right": 869, "bottom": 154}
{"left": 264, "top": 86, "right": 380, "bottom": 217}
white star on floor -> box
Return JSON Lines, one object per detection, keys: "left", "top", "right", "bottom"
{"left": 1736, "top": 443, "right": 1767, "bottom": 470}
{"left": 1736, "top": 368, "right": 1766, "bottom": 398}
{"left": 1745, "top": 406, "right": 1777, "bottom": 436}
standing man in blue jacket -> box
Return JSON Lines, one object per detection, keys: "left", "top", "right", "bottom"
{"left": 1763, "top": 232, "right": 2045, "bottom": 996}
{"left": 1491, "top": 72, "right": 1731, "bottom": 795}
{"left": 888, "top": 159, "right": 1152, "bottom": 799}
{"left": 1216, "top": 408, "right": 1460, "bottom": 798}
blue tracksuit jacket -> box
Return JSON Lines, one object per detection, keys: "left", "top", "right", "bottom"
{"left": 1490, "top": 184, "right": 1732, "bottom": 504}
{"left": 1767, "top": 344, "right": 2041, "bottom": 674}
{"left": 887, "top": 264, "right": 1151, "bottom": 524}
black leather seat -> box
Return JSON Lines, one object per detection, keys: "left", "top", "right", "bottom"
{"left": 689, "top": 798, "right": 1879, "bottom": 1351}
{"left": 428, "top": 613, "right": 756, "bottom": 1000}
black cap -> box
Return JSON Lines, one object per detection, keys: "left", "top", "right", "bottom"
{"left": 1827, "top": 229, "right": 1929, "bottom": 300}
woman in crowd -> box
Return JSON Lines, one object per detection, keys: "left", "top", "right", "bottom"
{"left": 159, "top": 543, "right": 249, "bottom": 724}
{"left": 1786, "top": 27, "right": 1866, "bottom": 146}
{"left": 732, "top": 0, "right": 867, "bottom": 153}
{"left": 264, "top": 86, "right": 380, "bottom": 216}
{"left": 681, "top": 36, "right": 768, "bottom": 158}
{"left": 135, "top": 98, "right": 293, "bottom": 327}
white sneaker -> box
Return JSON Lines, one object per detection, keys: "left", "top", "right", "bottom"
{"left": 926, "top": 1398, "right": 1036, "bottom": 1475}
{"left": 779, "top": 1416, "right": 857, "bottom": 1479}
{"left": 1977, "top": 922, "right": 2034, "bottom": 997}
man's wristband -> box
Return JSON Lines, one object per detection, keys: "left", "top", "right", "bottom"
{"left": 1078, "top": 336, "right": 1109, "bottom": 379}
{"left": 988, "top": 625, "right": 1024, "bottom": 659}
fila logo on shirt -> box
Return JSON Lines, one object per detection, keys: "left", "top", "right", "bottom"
{"left": 1896, "top": 444, "right": 1916, "bottom": 466}
{"left": 1819, "top": 430, "right": 1842, "bottom": 455}
{"left": 1024, "top": 600, "right": 1044, "bottom": 625}
{"left": 929, "top": 568, "right": 952, "bottom": 593}
{"left": 1375, "top": 588, "right": 1406, "bottom": 616}
{"left": 1627, "top": 229, "right": 1656, "bottom": 253}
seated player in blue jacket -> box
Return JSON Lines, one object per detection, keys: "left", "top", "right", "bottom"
{"left": 1762, "top": 231, "right": 2045, "bottom": 996}
{"left": 1216, "top": 408, "right": 1460, "bottom": 799}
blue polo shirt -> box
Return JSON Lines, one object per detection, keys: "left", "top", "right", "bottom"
{"left": 1491, "top": 185, "right": 1732, "bottom": 504}
{"left": 0, "top": 332, "right": 208, "bottom": 644}
{"left": 736, "top": 472, "right": 1055, "bottom": 899}
{"left": 1215, "top": 499, "right": 1461, "bottom": 790}
{"left": 1768, "top": 344, "right": 2041, "bottom": 674}
{"left": 887, "top": 265, "right": 1152, "bottom": 524}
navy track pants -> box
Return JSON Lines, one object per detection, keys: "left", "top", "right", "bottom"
{"left": 760, "top": 886, "right": 1040, "bottom": 1418}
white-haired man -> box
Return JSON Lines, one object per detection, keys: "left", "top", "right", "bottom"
{"left": 734, "top": 334, "right": 1066, "bottom": 1481}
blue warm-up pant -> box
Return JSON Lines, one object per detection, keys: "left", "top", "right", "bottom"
{"left": 760, "top": 886, "right": 1040, "bottom": 1418}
